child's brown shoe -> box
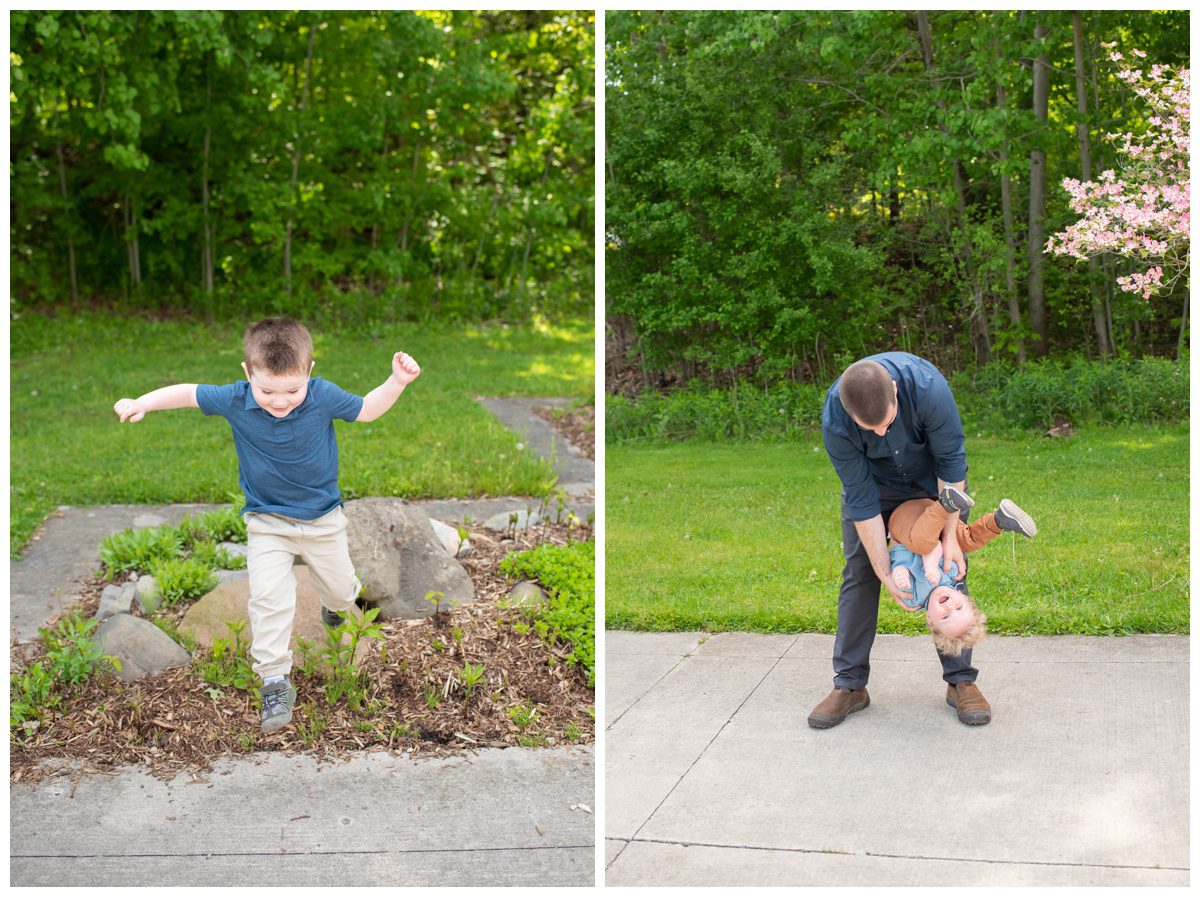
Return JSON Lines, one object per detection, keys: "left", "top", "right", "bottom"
{"left": 946, "top": 680, "right": 991, "bottom": 725}
{"left": 807, "top": 686, "right": 870, "bottom": 729}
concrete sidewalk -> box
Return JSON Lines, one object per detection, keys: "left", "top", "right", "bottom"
{"left": 12, "top": 746, "right": 594, "bottom": 886}
{"left": 605, "top": 631, "right": 1189, "bottom": 886}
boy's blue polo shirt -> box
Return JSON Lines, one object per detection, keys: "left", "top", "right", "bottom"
{"left": 822, "top": 352, "right": 968, "bottom": 522}
{"left": 196, "top": 377, "right": 364, "bottom": 520}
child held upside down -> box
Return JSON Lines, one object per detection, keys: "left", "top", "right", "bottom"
{"left": 888, "top": 485, "right": 1037, "bottom": 656}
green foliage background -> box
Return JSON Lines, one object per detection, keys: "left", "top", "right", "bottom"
{"left": 12, "top": 10, "right": 594, "bottom": 323}
{"left": 606, "top": 10, "right": 1189, "bottom": 387}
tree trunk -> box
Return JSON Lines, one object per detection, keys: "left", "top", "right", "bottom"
{"left": 285, "top": 24, "right": 316, "bottom": 297}
{"left": 1178, "top": 292, "right": 1189, "bottom": 359}
{"left": 995, "top": 27, "right": 1025, "bottom": 362}
{"left": 124, "top": 195, "right": 142, "bottom": 291}
{"left": 1027, "top": 21, "right": 1050, "bottom": 356}
{"left": 916, "top": 11, "right": 989, "bottom": 362}
{"left": 202, "top": 55, "right": 214, "bottom": 296}
{"left": 55, "top": 140, "right": 79, "bottom": 303}
{"left": 1072, "top": 12, "right": 1110, "bottom": 355}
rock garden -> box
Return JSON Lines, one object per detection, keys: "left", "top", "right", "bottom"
{"left": 11, "top": 498, "right": 595, "bottom": 784}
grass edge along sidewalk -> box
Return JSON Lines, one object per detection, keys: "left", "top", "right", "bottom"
{"left": 10, "top": 313, "right": 594, "bottom": 555}
{"left": 605, "top": 423, "right": 1187, "bottom": 635}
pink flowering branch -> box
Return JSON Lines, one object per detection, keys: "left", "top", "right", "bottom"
{"left": 1046, "top": 46, "right": 1189, "bottom": 300}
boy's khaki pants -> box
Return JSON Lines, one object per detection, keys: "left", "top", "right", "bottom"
{"left": 887, "top": 498, "right": 1001, "bottom": 556}
{"left": 245, "top": 507, "right": 361, "bottom": 680}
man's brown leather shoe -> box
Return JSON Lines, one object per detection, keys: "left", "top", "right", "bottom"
{"left": 807, "top": 686, "right": 869, "bottom": 729}
{"left": 946, "top": 680, "right": 991, "bottom": 725}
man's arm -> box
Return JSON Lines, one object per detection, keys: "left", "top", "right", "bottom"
{"left": 936, "top": 476, "right": 967, "bottom": 579}
{"left": 853, "top": 515, "right": 910, "bottom": 608}
{"left": 357, "top": 352, "right": 421, "bottom": 423}
{"left": 114, "top": 384, "right": 199, "bottom": 423}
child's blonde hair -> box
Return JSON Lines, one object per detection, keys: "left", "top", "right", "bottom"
{"left": 244, "top": 317, "right": 313, "bottom": 376}
{"left": 928, "top": 597, "right": 987, "bottom": 656}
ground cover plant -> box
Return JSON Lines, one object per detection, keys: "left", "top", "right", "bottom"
{"left": 10, "top": 313, "right": 593, "bottom": 554}
{"left": 605, "top": 424, "right": 1187, "bottom": 634}
{"left": 11, "top": 519, "right": 596, "bottom": 784}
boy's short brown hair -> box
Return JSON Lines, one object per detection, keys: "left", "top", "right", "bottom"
{"left": 244, "top": 317, "right": 313, "bottom": 376}
{"left": 928, "top": 599, "right": 987, "bottom": 656}
{"left": 838, "top": 360, "right": 894, "bottom": 427}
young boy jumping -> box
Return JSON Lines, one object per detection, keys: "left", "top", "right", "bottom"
{"left": 888, "top": 485, "right": 1036, "bottom": 655}
{"left": 113, "top": 317, "right": 421, "bottom": 733}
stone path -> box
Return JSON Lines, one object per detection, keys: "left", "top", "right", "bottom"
{"left": 477, "top": 397, "right": 594, "bottom": 497}
{"left": 605, "top": 631, "right": 1189, "bottom": 887}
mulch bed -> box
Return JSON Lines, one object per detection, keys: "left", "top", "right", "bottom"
{"left": 11, "top": 520, "right": 594, "bottom": 784}
{"left": 533, "top": 401, "right": 595, "bottom": 460}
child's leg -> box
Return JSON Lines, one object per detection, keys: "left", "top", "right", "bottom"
{"left": 957, "top": 513, "right": 1002, "bottom": 553}
{"left": 245, "top": 514, "right": 302, "bottom": 680}
{"left": 887, "top": 498, "right": 952, "bottom": 555}
{"left": 296, "top": 506, "right": 361, "bottom": 617}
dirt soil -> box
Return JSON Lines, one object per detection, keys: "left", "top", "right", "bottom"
{"left": 11, "top": 521, "right": 594, "bottom": 784}
{"left": 533, "top": 402, "right": 595, "bottom": 461}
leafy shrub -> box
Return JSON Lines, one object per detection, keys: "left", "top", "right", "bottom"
{"left": 147, "top": 557, "right": 219, "bottom": 607}
{"left": 197, "top": 621, "right": 256, "bottom": 691}
{"left": 189, "top": 539, "right": 247, "bottom": 571}
{"left": 500, "top": 540, "right": 595, "bottom": 687}
{"left": 99, "top": 527, "right": 184, "bottom": 579}
{"left": 10, "top": 662, "right": 59, "bottom": 732}
{"left": 197, "top": 507, "right": 248, "bottom": 544}
{"left": 38, "top": 609, "right": 122, "bottom": 686}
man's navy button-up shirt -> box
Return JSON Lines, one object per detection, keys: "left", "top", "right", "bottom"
{"left": 821, "top": 352, "right": 967, "bottom": 522}
{"left": 196, "top": 377, "right": 364, "bottom": 521}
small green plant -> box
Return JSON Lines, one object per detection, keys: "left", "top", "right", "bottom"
{"left": 313, "top": 607, "right": 384, "bottom": 709}
{"left": 431, "top": 638, "right": 446, "bottom": 653}
{"left": 565, "top": 722, "right": 582, "bottom": 741}
{"left": 189, "top": 539, "right": 247, "bottom": 571}
{"left": 423, "top": 590, "right": 447, "bottom": 615}
{"left": 450, "top": 625, "right": 465, "bottom": 647}
{"left": 148, "top": 613, "right": 199, "bottom": 653}
{"left": 295, "top": 703, "right": 327, "bottom": 747}
{"left": 197, "top": 621, "right": 256, "bottom": 691}
{"left": 147, "top": 557, "right": 218, "bottom": 607}
{"left": 39, "top": 610, "right": 122, "bottom": 685}
{"left": 99, "top": 527, "right": 184, "bottom": 578}
{"left": 508, "top": 702, "right": 537, "bottom": 731}
{"left": 517, "top": 732, "right": 547, "bottom": 747}
{"left": 199, "top": 505, "right": 248, "bottom": 544}
{"left": 10, "top": 661, "right": 59, "bottom": 733}
{"left": 459, "top": 662, "right": 486, "bottom": 700}
{"left": 423, "top": 682, "right": 442, "bottom": 710}
{"left": 238, "top": 732, "right": 256, "bottom": 750}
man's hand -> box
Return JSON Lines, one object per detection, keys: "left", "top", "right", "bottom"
{"left": 391, "top": 352, "right": 421, "bottom": 386}
{"left": 114, "top": 398, "right": 147, "bottom": 423}
{"left": 941, "top": 531, "right": 966, "bottom": 581}
{"left": 881, "top": 571, "right": 920, "bottom": 612}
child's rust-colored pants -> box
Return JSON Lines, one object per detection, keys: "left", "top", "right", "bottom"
{"left": 887, "top": 498, "right": 1002, "bottom": 556}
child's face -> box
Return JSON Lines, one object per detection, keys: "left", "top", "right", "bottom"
{"left": 926, "top": 586, "right": 976, "bottom": 639}
{"left": 242, "top": 362, "right": 312, "bottom": 418}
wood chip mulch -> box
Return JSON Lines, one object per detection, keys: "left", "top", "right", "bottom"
{"left": 11, "top": 521, "right": 594, "bottom": 785}
{"left": 533, "top": 401, "right": 595, "bottom": 460}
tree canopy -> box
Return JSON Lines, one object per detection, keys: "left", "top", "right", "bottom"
{"left": 605, "top": 10, "right": 1188, "bottom": 391}
{"left": 11, "top": 10, "right": 595, "bottom": 323}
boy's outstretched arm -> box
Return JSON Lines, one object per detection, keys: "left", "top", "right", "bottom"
{"left": 114, "top": 384, "right": 199, "bottom": 423}
{"left": 357, "top": 352, "right": 421, "bottom": 423}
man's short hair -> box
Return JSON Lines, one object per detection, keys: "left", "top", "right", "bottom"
{"left": 244, "top": 317, "right": 313, "bottom": 376}
{"left": 928, "top": 600, "right": 987, "bottom": 656}
{"left": 838, "top": 360, "right": 895, "bottom": 426}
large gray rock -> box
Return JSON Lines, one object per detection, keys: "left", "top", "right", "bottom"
{"left": 94, "top": 614, "right": 192, "bottom": 682}
{"left": 96, "top": 582, "right": 137, "bottom": 622}
{"left": 343, "top": 498, "right": 475, "bottom": 619}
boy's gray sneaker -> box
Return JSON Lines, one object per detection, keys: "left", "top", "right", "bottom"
{"left": 259, "top": 678, "right": 297, "bottom": 733}
{"left": 938, "top": 484, "right": 975, "bottom": 513}
{"left": 994, "top": 499, "right": 1037, "bottom": 537}
{"left": 322, "top": 606, "right": 343, "bottom": 629}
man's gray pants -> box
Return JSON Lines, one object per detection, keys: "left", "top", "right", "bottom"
{"left": 832, "top": 485, "right": 978, "bottom": 690}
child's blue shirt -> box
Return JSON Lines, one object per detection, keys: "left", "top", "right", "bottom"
{"left": 889, "top": 543, "right": 961, "bottom": 610}
{"left": 196, "top": 377, "right": 363, "bottom": 520}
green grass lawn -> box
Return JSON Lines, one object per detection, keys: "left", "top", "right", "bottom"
{"left": 11, "top": 312, "right": 593, "bottom": 555}
{"left": 606, "top": 423, "right": 1188, "bottom": 634}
